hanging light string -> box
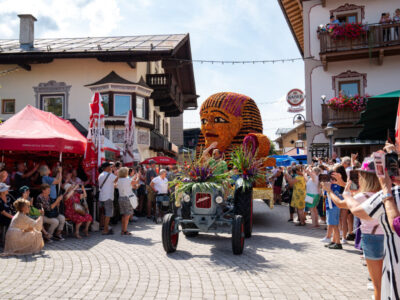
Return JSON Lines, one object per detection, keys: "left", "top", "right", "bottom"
{"left": 0, "top": 67, "right": 20, "bottom": 77}
{"left": 167, "top": 56, "right": 314, "bottom": 65}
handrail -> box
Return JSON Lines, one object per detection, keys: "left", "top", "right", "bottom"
{"left": 319, "top": 22, "right": 400, "bottom": 53}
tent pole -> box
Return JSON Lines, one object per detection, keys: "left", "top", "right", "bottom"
{"left": 58, "top": 152, "right": 62, "bottom": 194}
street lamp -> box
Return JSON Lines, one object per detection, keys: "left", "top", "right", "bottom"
{"left": 321, "top": 95, "right": 326, "bottom": 104}
{"left": 324, "top": 122, "right": 337, "bottom": 158}
{"left": 293, "top": 114, "right": 305, "bottom": 125}
{"left": 295, "top": 140, "right": 304, "bottom": 154}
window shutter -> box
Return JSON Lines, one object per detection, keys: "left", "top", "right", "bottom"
{"left": 145, "top": 98, "right": 149, "bottom": 120}
{"left": 109, "top": 92, "right": 114, "bottom": 116}
{"left": 132, "top": 93, "right": 136, "bottom": 117}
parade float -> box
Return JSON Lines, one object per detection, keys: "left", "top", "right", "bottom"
{"left": 161, "top": 92, "right": 275, "bottom": 255}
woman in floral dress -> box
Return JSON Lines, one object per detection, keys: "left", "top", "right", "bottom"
{"left": 64, "top": 184, "right": 92, "bottom": 239}
{"left": 285, "top": 166, "right": 306, "bottom": 226}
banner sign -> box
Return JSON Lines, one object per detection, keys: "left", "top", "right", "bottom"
{"left": 287, "top": 89, "right": 305, "bottom": 113}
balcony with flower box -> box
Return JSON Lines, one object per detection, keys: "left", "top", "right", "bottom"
{"left": 321, "top": 95, "right": 367, "bottom": 127}
{"left": 318, "top": 22, "right": 400, "bottom": 70}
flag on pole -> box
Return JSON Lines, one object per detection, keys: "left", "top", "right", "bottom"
{"left": 396, "top": 97, "right": 400, "bottom": 153}
{"left": 83, "top": 92, "right": 105, "bottom": 183}
{"left": 123, "top": 110, "right": 141, "bottom": 166}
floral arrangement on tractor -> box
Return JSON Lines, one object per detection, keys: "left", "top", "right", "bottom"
{"left": 162, "top": 151, "right": 259, "bottom": 255}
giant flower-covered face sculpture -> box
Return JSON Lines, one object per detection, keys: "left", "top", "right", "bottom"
{"left": 198, "top": 92, "right": 264, "bottom": 161}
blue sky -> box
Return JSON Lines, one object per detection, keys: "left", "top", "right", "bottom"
{"left": 0, "top": 0, "right": 304, "bottom": 139}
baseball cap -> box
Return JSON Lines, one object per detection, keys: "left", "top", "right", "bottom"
{"left": 101, "top": 162, "right": 114, "bottom": 169}
{"left": 0, "top": 182, "right": 10, "bottom": 192}
{"left": 19, "top": 185, "right": 30, "bottom": 193}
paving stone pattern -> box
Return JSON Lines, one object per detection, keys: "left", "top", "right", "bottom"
{"left": 0, "top": 200, "right": 372, "bottom": 299}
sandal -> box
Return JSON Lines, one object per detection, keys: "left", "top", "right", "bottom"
{"left": 102, "top": 229, "right": 114, "bottom": 235}
{"left": 121, "top": 231, "right": 132, "bottom": 236}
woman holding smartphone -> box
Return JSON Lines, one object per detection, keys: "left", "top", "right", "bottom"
{"left": 322, "top": 158, "right": 384, "bottom": 300}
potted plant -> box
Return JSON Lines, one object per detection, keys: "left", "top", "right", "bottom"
{"left": 327, "top": 94, "right": 369, "bottom": 112}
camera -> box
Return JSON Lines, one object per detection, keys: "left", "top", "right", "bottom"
{"left": 385, "top": 152, "right": 399, "bottom": 178}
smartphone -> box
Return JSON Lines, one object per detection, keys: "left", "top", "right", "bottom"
{"left": 373, "top": 152, "right": 386, "bottom": 178}
{"left": 349, "top": 170, "right": 359, "bottom": 190}
{"left": 385, "top": 152, "right": 399, "bottom": 178}
{"left": 319, "top": 174, "right": 331, "bottom": 182}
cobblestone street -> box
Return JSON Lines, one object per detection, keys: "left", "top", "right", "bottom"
{"left": 0, "top": 200, "right": 372, "bottom": 300}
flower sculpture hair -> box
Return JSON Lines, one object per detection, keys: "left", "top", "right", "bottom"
{"left": 197, "top": 92, "right": 263, "bottom": 162}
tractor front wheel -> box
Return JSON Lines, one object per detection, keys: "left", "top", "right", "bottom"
{"left": 162, "top": 213, "right": 179, "bottom": 253}
{"left": 232, "top": 215, "right": 245, "bottom": 255}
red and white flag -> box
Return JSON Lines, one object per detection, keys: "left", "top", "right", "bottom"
{"left": 123, "top": 110, "right": 141, "bottom": 166}
{"left": 83, "top": 92, "right": 105, "bottom": 183}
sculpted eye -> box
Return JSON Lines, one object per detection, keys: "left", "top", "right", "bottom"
{"left": 214, "top": 117, "right": 228, "bottom": 123}
{"left": 201, "top": 119, "right": 208, "bottom": 125}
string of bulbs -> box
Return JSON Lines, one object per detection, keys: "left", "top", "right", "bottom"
{"left": 167, "top": 56, "right": 314, "bottom": 65}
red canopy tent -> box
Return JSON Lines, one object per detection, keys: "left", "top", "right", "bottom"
{"left": 0, "top": 105, "right": 86, "bottom": 154}
{"left": 140, "top": 156, "right": 177, "bottom": 165}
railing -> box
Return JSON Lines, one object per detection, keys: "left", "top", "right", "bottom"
{"left": 150, "top": 130, "right": 170, "bottom": 151}
{"left": 321, "top": 104, "right": 361, "bottom": 126}
{"left": 146, "top": 74, "right": 171, "bottom": 89}
{"left": 319, "top": 22, "right": 400, "bottom": 53}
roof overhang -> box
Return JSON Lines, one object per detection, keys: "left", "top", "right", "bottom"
{"left": 277, "top": 0, "right": 304, "bottom": 56}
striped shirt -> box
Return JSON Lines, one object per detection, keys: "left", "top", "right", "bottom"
{"left": 362, "top": 186, "right": 400, "bottom": 300}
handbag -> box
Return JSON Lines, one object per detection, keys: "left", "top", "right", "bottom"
{"left": 128, "top": 193, "right": 138, "bottom": 209}
{"left": 305, "top": 194, "right": 315, "bottom": 204}
{"left": 73, "top": 202, "right": 86, "bottom": 216}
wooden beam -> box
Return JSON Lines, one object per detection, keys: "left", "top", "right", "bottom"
{"left": 127, "top": 61, "right": 136, "bottom": 69}
{"left": 18, "top": 64, "right": 31, "bottom": 71}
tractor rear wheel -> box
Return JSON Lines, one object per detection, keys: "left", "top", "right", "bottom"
{"left": 162, "top": 213, "right": 179, "bottom": 253}
{"left": 232, "top": 215, "right": 245, "bottom": 255}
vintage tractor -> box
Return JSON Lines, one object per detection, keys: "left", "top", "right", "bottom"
{"left": 161, "top": 179, "right": 252, "bottom": 255}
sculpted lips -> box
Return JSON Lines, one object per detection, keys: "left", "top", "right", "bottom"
{"left": 205, "top": 133, "right": 219, "bottom": 137}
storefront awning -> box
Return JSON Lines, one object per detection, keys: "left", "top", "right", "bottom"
{"left": 358, "top": 90, "right": 400, "bottom": 140}
{"left": 334, "top": 138, "right": 385, "bottom": 146}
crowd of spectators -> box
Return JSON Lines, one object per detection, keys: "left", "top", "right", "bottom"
{"left": 0, "top": 159, "right": 176, "bottom": 254}
{"left": 269, "top": 143, "right": 400, "bottom": 300}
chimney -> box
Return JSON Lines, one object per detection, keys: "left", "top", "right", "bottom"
{"left": 18, "top": 14, "right": 37, "bottom": 50}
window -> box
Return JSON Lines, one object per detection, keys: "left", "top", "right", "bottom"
{"left": 136, "top": 95, "right": 146, "bottom": 119}
{"left": 114, "top": 94, "right": 131, "bottom": 116}
{"left": 2, "top": 99, "right": 15, "bottom": 114}
{"left": 41, "top": 95, "right": 64, "bottom": 117}
{"left": 337, "top": 13, "right": 357, "bottom": 23}
{"left": 298, "top": 133, "right": 307, "bottom": 141}
{"left": 101, "top": 93, "right": 109, "bottom": 116}
{"left": 339, "top": 80, "right": 360, "bottom": 97}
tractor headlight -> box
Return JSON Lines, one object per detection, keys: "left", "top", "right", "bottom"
{"left": 183, "top": 194, "right": 191, "bottom": 203}
{"left": 215, "top": 196, "right": 223, "bottom": 204}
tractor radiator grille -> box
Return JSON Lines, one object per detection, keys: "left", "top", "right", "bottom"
{"left": 195, "top": 193, "right": 212, "bottom": 209}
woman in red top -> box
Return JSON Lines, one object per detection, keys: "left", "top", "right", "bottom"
{"left": 64, "top": 184, "right": 92, "bottom": 239}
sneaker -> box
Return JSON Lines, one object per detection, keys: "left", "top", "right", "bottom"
{"left": 320, "top": 237, "right": 331, "bottom": 243}
{"left": 346, "top": 233, "right": 355, "bottom": 241}
{"left": 325, "top": 242, "right": 335, "bottom": 247}
{"left": 52, "top": 235, "right": 65, "bottom": 241}
{"left": 341, "top": 238, "right": 348, "bottom": 244}
{"left": 367, "top": 282, "right": 374, "bottom": 291}
{"left": 328, "top": 243, "right": 343, "bottom": 249}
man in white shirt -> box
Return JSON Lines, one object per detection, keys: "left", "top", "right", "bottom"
{"left": 150, "top": 169, "right": 169, "bottom": 223}
{"left": 98, "top": 162, "right": 117, "bottom": 235}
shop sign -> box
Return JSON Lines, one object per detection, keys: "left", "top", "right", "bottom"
{"left": 287, "top": 89, "right": 305, "bottom": 113}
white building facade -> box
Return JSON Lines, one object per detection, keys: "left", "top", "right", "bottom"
{"left": 0, "top": 15, "right": 197, "bottom": 160}
{"left": 279, "top": 0, "right": 400, "bottom": 160}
